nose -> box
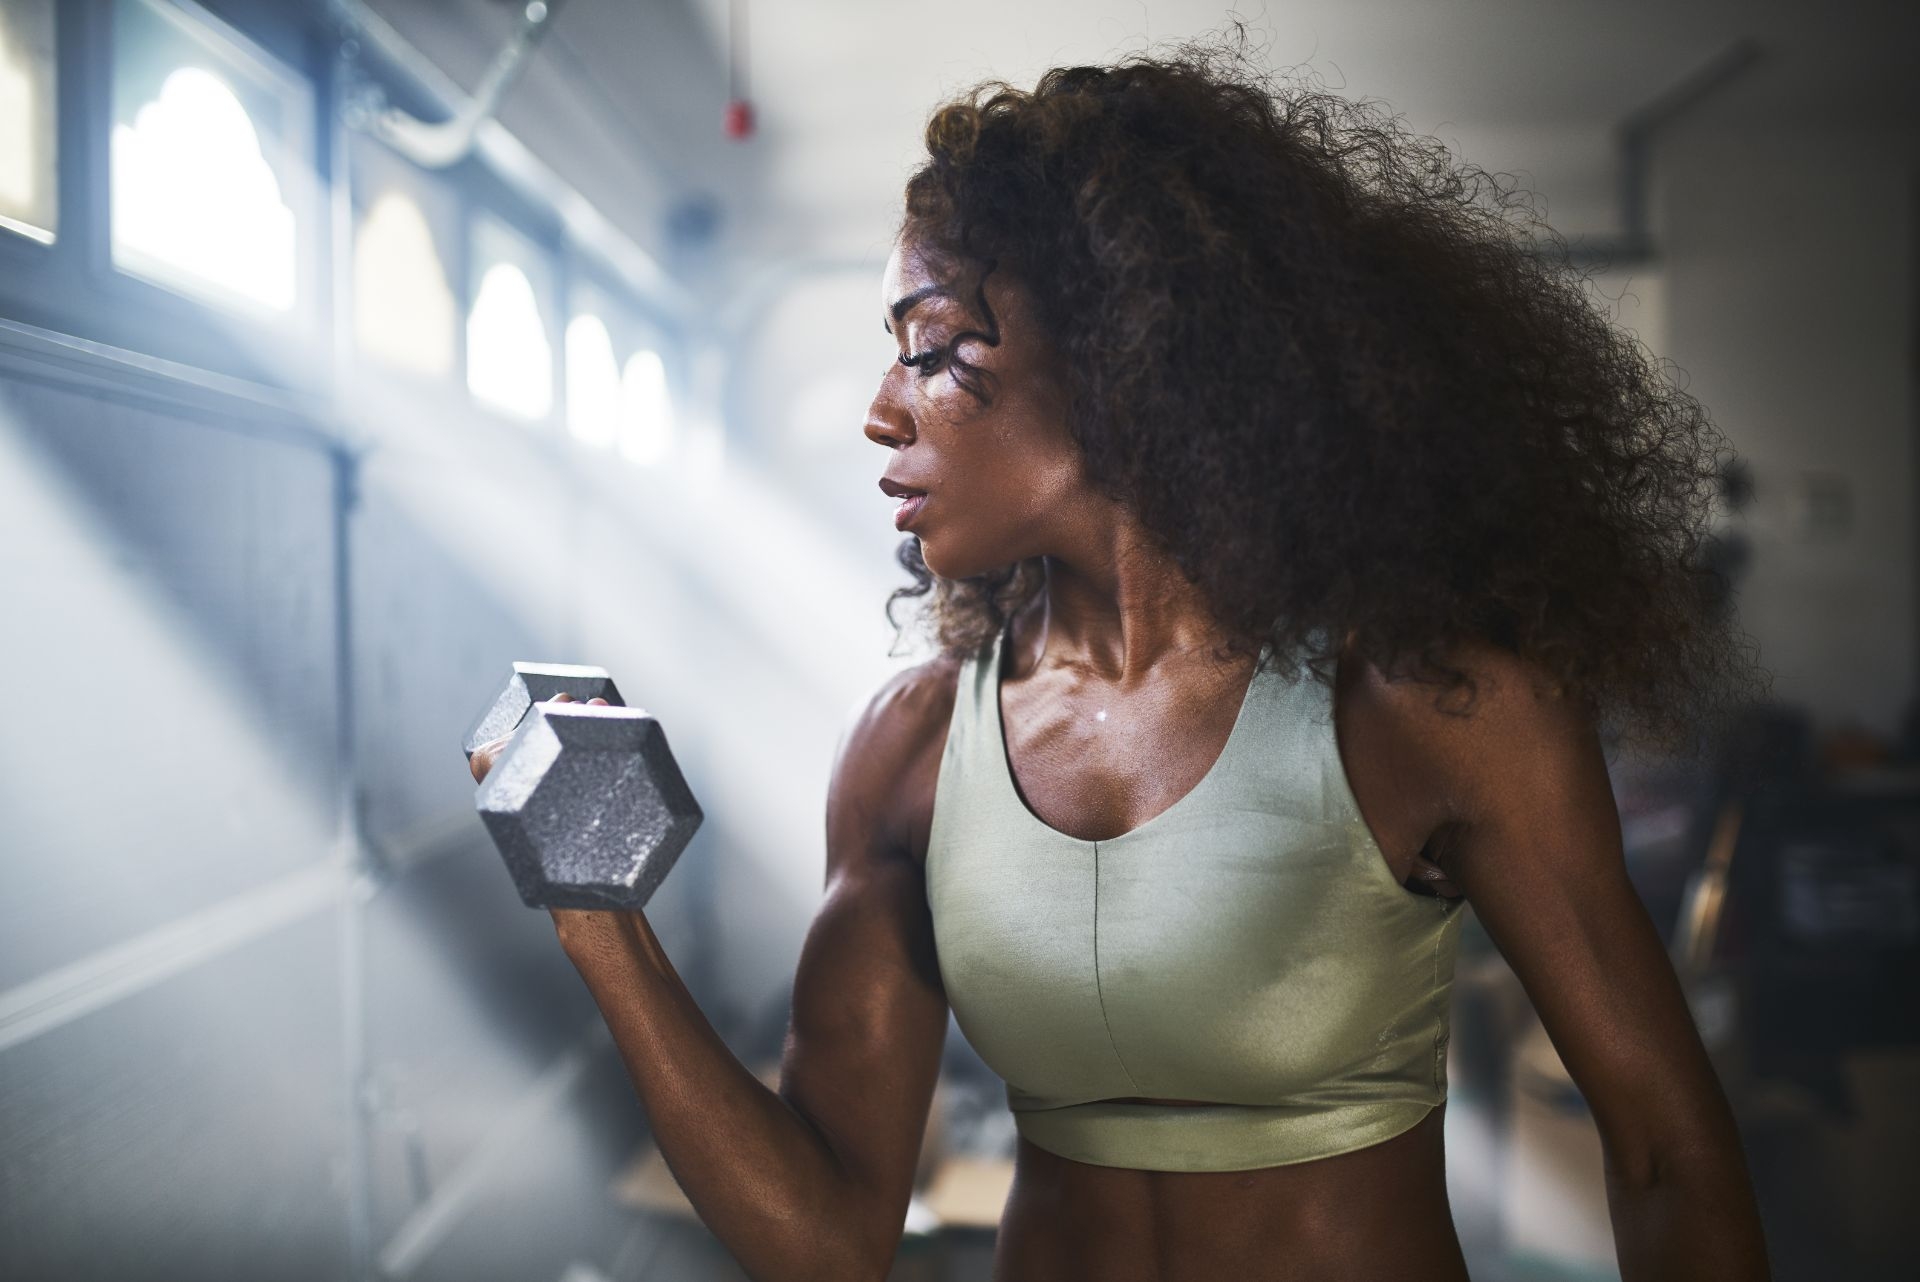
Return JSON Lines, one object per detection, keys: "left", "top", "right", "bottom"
{"left": 864, "top": 366, "right": 914, "bottom": 450}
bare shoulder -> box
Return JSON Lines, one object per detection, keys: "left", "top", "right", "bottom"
{"left": 1419, "top": 636, "right": 1586, "bottom": 750}
{"left": 828, "top": 651, "right": 968, "bottom": 869}
{"left": 1345, "top": 631, "right": 1601, "bottom": 833}
{"left": 1342, "top": 627, "right": 1575, "bottom": 729}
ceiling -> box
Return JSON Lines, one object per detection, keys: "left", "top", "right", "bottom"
{"left": 372, "top": 0, "right": 1918, "bottom": 273}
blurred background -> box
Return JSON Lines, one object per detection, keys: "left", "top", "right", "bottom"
{"left": 0, "top": 0, "right": 1915, "bottom": 1279}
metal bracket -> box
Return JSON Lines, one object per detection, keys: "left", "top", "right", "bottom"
{"left": 338, "top": 0, "right": 575, "bottom": 170}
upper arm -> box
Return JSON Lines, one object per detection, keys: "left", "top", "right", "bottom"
{"left": 777, "top": 661, "right": 954, "bottom": 1270}
{"left": 1427, "top": 647, "right": 1742, "bottom": 1184}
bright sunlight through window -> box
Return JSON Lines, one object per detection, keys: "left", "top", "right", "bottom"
{"left": 467, "top": 261, "right": 553, "bottom": 420}
{"left": 565, "top": 314, "right": 621, "bottom": 447}
{"left": 111, "top": 66, "right": 297, "bottom": 311}
{"left": 0, "top": 0, "right": 57, "bottom": 243}
{"left": 618, "top": 349, "right": 674, "bottom": 465}
{"left": 354, "top": 191, "right": 456, "bottom": 378}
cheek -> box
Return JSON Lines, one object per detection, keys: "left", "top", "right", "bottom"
{"left": 922, "top": 383, "right": 1072, "bottom": 499}
{"left": 915, "top": 373, "right": 989, "bottom": 427}
{"left": 909, "top": 389, "right": 993, "bottom": 473}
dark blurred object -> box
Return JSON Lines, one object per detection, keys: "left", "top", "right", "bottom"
{"left": 1776, "top": 829, "right": 1917, "bottom": 949}
{"left": 1716, "top": 702, "right": 1817, "bottom": 797}
{"left": 1899, "top": 692, "right": 1920, "bottom": 761}
{"left": 1696, "top": 457, "right": 1756, "bottom": 619}
{"left": 665, "top": 193, "right": 725, "bottom": 258}
{"left": 1724, "top": 789, "right": 1920, "bottom": 1109}
{"left": 1611, "top": 701, "right": 1815, "bottom": 943}
{"left": 1717, "top": 456, "right": 1756, "bottom": 511}
{"left": 1820, "top": 722, "right": 1895, "bottom": 772}
{"left": 1707, "top": 773, "right": 1920, "bottom": 1281}
{"left": 1634, "top": 698, "right": 1920, "bottom": 1111}
{"left": 1621, "top": 700, "right": 1920, "bottom": 1278}
{"left": 1696, "top": 529, "right": 1752, "bottom": 618}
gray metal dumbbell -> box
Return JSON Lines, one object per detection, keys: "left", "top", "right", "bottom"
{"left": 463, "top": 662, "right": 703, "bottom": 911}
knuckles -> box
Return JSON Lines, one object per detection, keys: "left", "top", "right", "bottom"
{"left": 468, "top": 695, "right": 610, "bottom": 785}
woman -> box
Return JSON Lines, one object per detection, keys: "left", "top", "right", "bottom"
{"left": 475, "top": 39, "right": 1773, "bottom": 1282}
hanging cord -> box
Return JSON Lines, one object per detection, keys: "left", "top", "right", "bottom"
{"left": 723, "top": 0, "right": 754, "bottom": 140}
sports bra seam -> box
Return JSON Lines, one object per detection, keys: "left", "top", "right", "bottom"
{"left": 1090, "top": 841, "right": 1146, "bottom": 1095}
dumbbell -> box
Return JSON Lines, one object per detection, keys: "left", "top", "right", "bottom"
{"left": 462, "top": 661, "right": 703, "bottom": 911}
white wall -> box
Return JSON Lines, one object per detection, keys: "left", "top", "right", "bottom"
{"left": 1658, "top": 116, "right": 1916, "bottom": 735}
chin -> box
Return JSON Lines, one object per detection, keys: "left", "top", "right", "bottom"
{"left": 916, "top": 536, "right": 955, "bottom": 580}
{"left": 920, "top": 538, "right": 1013, "bottom": 584}
{"left": 916, "top": 536, "right": 970, "bottom": 582}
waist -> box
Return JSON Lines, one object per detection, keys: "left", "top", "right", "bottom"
{"left": 997, "top": 1105, "right": 1468, "bottom": 1282}
{"left": 1010, "top": 1095, "right": 1442, "bottom": 1173}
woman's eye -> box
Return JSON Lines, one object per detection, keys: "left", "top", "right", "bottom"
{"left": 898, "top": 349, "right": 944, "bottom": 376}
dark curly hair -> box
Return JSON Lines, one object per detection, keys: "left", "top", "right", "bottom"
{"left": 883, "top": 31, "right": 1768, "bottom": 757}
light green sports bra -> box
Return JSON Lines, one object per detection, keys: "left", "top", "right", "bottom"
{"left": 924, "top": 621, "right": 1466, "bottom": 1173}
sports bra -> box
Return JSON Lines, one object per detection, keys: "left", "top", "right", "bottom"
{"left": 923, "top": 620, "right": 1466, "bottom": 1172}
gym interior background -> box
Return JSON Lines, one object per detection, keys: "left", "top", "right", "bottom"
{"left": 0, "top": 1, "right": 1915, "bottom": 1278}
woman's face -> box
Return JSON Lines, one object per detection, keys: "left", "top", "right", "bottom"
{"left": 866, "top": 233, "right": 1083, "bottom": 581}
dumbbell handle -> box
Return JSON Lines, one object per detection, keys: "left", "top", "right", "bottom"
{"left": 461, "top": 661, "right": 627, "bottom": 761}
{"left": 467, "top": 693, "right": 607, "bottom": 785}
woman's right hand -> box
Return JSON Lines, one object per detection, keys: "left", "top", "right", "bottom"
{"left": 468, "top": 693, "right": 610, "bottom": 784}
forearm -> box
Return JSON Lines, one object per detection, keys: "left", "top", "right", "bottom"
{"left": 1604, "top": 1147, "right": 1771, "bottom": 1282}
{"left": 553, "top": 910, "right": 870, "bottom": 1282}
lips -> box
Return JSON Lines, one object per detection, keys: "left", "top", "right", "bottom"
{"left": 879, "top": 478, "right": 929, "bottom": 530}
{"left": 892, "top": 492, "right": 928, "bottom": 531}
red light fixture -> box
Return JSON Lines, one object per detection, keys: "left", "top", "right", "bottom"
{"left": 723, "top": 98, "right": 755, "bottom": 140}
{"left": 724, "top": 0, "right": 754, "bottom": 141}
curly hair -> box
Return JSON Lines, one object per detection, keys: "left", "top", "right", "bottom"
{"left": 882, "top": 31, "right": 1768, "bottom": 757}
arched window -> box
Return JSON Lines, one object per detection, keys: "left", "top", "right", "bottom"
{"left": 354, "top": 191, "right": 456, "bottom": 378}
{"left": 619, "top": 349, "right": 674, "bottom": 465}
{"left": 467, "top": 261, "right": 553, "bottom": 421}
{"left": 466, "top": 215, "right": 556, "bottom": 421}
{"left": 0, "top": 0, "right": 56, "bottom": 245}
{"left": 565, "top": 314, "right": 621, "bottom": 447}
{"left": 110, "top": 0, "right": 308, "bottom": 316}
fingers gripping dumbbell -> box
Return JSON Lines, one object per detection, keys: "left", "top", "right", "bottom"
{"left": 463, "top": 662, "right": 703, "bottom": 911}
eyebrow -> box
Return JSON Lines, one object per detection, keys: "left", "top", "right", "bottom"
{"left": 884, "top": 284, "right": 947, "bottom": 330}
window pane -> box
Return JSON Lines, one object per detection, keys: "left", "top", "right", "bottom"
{"left": 467, "top": 214, "right": 556, "bottom": 421}
{"left": 619, "top": 349, "right": 673, "bottom": 465}
{"left": 565, "top": 314, "right": 620, "bottom": 447}
{"left": 349, "top": 134, "right": 457, "bottom": 378}
{"left": 0, "top": 0, "right": 57, "bottom": 244}
{"left": 355, "top": 192, "right": 456, "bottom": 378}
{"left": 110, "top": 0, "right": 308, "bottom": 313}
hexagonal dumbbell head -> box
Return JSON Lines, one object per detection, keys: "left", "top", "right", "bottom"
{"left": 475, "top": 702, "right": 703, "bottom": 911}
{"left": 462, "top": 661, "right": 626, "bottom": 760}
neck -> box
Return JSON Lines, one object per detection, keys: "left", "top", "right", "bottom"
{"left": 1013, "top": 551, "right": 1245, "bottom": 683}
